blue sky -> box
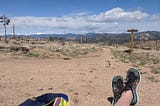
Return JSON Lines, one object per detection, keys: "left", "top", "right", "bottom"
{"left": 0, "top": 0, "right": 160, "bottom": 35}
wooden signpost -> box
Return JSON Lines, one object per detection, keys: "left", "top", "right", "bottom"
{"left": 127, "top": 29, "right": 138, "bottom": 54}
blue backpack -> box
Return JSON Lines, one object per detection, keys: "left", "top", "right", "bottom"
{"left": 19, "top": 93, "right": 70, "bottom": 106}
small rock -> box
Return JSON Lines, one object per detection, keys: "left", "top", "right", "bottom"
{"left": 48, "top": 88, "right": 53, "bottom": 90}
{"left": 74, "top": 92, "right": 78, "bottom": 95}
{"left": 63, "top": 82, "right": 69, "bottom": 85}
{"left": 80, "top": 73, "right": 86, "bottom": 75}
{"left": 95, "top": 76, "right": 98, "bottom": 79}
{"left": 37, "top": 88, "right": 43, "bottom": 91}
{"left": 89, "top": 71, "right": 93, "bottom": 73}
{"left": 89, "top": 80, "right": 93, "bottom": 83}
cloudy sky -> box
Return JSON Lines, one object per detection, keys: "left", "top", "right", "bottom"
{"left": 0, "top": 0, "right": 160, "bottom": 35}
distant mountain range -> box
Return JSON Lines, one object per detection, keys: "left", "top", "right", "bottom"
{"left": 6, "top": 31, "right": 160, "bottom": 44}
{"left": 82, "top": 31, "right": 160, "bottom": 44}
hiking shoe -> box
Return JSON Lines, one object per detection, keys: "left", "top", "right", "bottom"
{"left": 125, "top": 68, "right": 141, "bottom": 105}
{"left": 112, "top": 76, "right": 124, "bottom": 106}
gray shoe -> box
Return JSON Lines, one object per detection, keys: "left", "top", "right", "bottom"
{"left": 112, "top": 76, "right": 124, "bottom": 106}
{"left": 125, "top": 68, "right": 141, "bottom": 105}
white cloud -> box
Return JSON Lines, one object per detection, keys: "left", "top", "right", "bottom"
{"left": 1, "top": 7, "right": 159, "bottom": 34}
{"left": 87, "top": 7, "right": 149, "bottom": 22}
{"left": 150, "top": 14, "right": 160, "bottom": 21}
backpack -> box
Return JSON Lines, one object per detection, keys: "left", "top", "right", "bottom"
{"left": 19, "top": 93, "right": 70, "bottom": 106}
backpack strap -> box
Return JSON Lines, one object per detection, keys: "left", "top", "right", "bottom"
{"left": 53, "top": 97, "right": 61, "bottom": 106}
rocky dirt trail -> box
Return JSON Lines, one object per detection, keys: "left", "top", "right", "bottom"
{"left": 0, "top": 46, "right": 159, "bottom": 106}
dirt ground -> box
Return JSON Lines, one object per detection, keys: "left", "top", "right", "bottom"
{"left": 0, "top": 46, "right": 160, "bottom": 106}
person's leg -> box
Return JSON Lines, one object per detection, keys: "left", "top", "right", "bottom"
{"left": 114, "top": 90, "right": 133, "bottom": 106}
{"left": 111, "top": 68, "right": 140, "bottom": 106}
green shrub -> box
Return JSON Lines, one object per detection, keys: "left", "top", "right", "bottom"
{"left": 151, "top": 67, "right": 160, "bottom": 74}
{"left": 27, "top": 52, "right": 39, "bottom": 57}
{"left": 146, "top": 76, "right": 159, "bottom": 82}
